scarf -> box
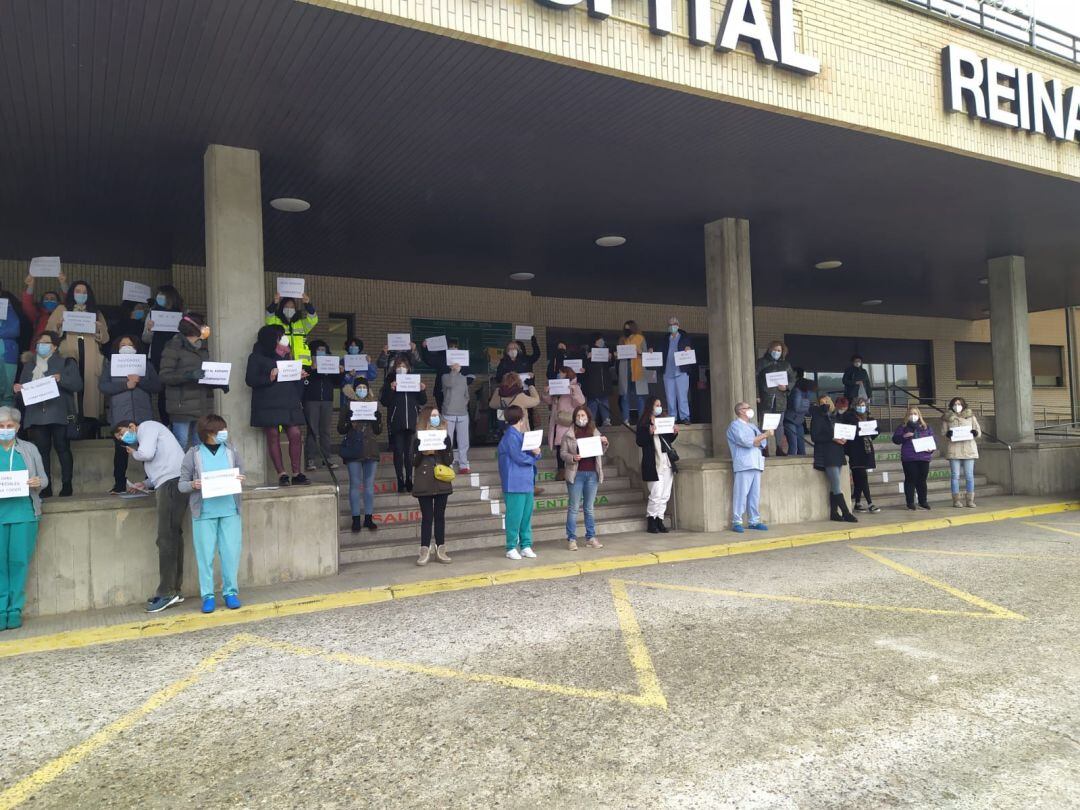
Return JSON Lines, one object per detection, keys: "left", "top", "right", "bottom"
{"left": 498, "top": 383, "right": 522, "bottom": 398}
{"left": 32, "top": 353, "right": 50, "bottom": 380}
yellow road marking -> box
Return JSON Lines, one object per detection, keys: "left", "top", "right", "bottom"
{"left": 1024, "top": 522, "right": 1080, "bottom": 539}
{"left": 856, "top": 545, "right": 1074, "bottom": 561}
{"left": 608, "top": 580, "right": 669, "bottom": 709}
{"left": 850, "top": 546, "right": 1026, "bottom": 620}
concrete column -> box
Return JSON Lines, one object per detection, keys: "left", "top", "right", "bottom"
{"left": 1067, "top": 306, "right": 1080, "bottom": 422}
{"left": 988, "top": 255, "right": 1035, "bottom": 444}
{"left": 204, "top": 144, "right": 267, "bottom": 482}
{"left": 704, "top": 218, "right": 756, "bottom": 457}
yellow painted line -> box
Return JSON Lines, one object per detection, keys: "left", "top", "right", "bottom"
{"left": 857, "top": 545, "right": 1075, "bottom": 561}
{"left": 1024, "top": 522, "right": 1080, "bottom": 540}
{"left": 0, "top": 635, "right": 248, "bottom": 810}
{"left": 901, "top": 517, "right": 954, "bottom": 532}
{"left": 490, "top": 562, "right": 582, "bottom": 585}
{"left": 623, "top": 579, "right": 1009, "bottom": 620}
{"left": 850, "top": 546, "right": 1026, "bottom": 621}
{"left": 608, "top": 580, "right": 668, "bottom": 709}
{"left": 5, "top": 500, "right": 1074, "bottom": 660}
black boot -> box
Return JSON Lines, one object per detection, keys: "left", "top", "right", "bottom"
{"left": 646, "top": 516, "right": 660, "bottom": 534}
{"left": 363, "top": 514, "right": 378, "bottom": 531}
{"left": 829, "top": 494, "right": 842, "bottom": 522}
{"left": 396, "top": 477, "right": 405, "bottom": 493}
{"left": 351, "top": 515, "right": 363, "bottom": 533}
{"left": 837, "top": 494, "right": 858, "bottom": 523}
{"left": 59, "top": 482, "right": 73, "bottom": 497}
{"left": 656, "top": 516, "right": 669, "bottom": 533}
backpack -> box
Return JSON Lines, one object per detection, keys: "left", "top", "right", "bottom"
{"left": 339, "top": 427, "right": 365, "bottom": 461}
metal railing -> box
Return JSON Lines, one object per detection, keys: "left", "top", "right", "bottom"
{"left": 1034, "top": 420, "right": 1080, "bottom": 440}
{"left": 900, "top": 0, "right": 1080, "bottom": 66}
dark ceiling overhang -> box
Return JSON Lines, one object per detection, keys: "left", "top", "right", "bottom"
{"left": 1, "top": 0, "right": 1079, "bottom": 319}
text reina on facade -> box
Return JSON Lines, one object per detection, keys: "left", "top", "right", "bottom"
{"left": 536, "top": 0, "right": 820, "bottom": 76}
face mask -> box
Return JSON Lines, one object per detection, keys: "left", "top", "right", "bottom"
{"left": 669, "top": 325, "right": 679, "bottom": 334}
{"left": 953, "top": 404, "right": 963, "bottom": 413}
{"left": 429, "top": 414, "right": 441, "bottom": 427}
{"left": 347, "top": 346, "right": 360, "bottom": 355}
{"left": 909, "top": 415, "right": 920, "bottom": 423}
{"left": 36, "top": 343, "right": 52, "bottom": 358}
{"left": 155, "top": 294, "right": 167, "bottom": 307}
{"left": 653, "top": 406, "right": 663, "bottom": 416}
{"left": 73, "top": 292, "right": 88, "bottom": 305}
{"left": 121, "top": 430, "right": 137, "bottom": 445}
{"left": 42, "top": 299, "right": 58, "bottom": 312}
{"left": 200, "top": 327, "right": 211, "bottom": 340}
{"left": 118, "top": 345, "right": 137, "bottom": 355}
{"left": 316, "top": 349, "right": 327, "bottom": 357}
{"left": 854, "top": 361, "right": 862, "bottom": 368}
{"left": 215, "top": 430, "right": 229, "bottom": 444}
{"left": 856, "top": 406, "right": 867, "bottom": 414}
{"left": 623, "top": 328, "right": 631, "bottom": 336}
{"left": 190, "top": 339, "right": 204, "bottom": 349}
{"left": 133, "top": 309, "right": 146, "bottom": 321}
{"left": 356, "top": 387, "right": 368, "bottom": 398}
{"left": 745, "top": 408, "right": 755, "bottom": 419}
{"left": 596, "top": 339, "right": 605, "bottom": 348}
{"left": 0, "top": 428, "right": 16, "bottom": 442}
{"left": 507, "top": 350, "right": 518, "bottom": 359}
{"left": 575, "top": 416, "right": 588, "bottom": 427}
{"left": 396, "top": 367, "right": 407, "bottom": 375}
{"left": 278, "top": 336, "right": 290, "bottom": 348}
{"left": 282, "top": 307, "right": 296, "bottom": 320}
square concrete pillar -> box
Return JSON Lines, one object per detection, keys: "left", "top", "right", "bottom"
{"left": 705, "top": 218, "right": 756, "bottom": 457}
{"left": 1068, "top": 306, "right": 1080, "bottom": 422}
{"left": 204, "top": 144, "right": 267, "bottom": 482}
{"left": 988, "top": 255, "right": 1035, "bottom": 444}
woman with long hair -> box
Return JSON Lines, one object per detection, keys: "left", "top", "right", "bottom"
{"left": 636, "top": 395, "right": 679, "bottom": 533}
{"left": 560, "top": 404, "right": 609, "bottom": 550}
{"left": 45, "top": 280, "right": 110, "bottom": 436}
{"left": 411, "top": 405, "right": 453, "bottom": 566}
{"left": 892, "top": 405, "right": 936, "bottom": 510}
{"left": 942, "top": 396, "right": 981, "bottom": 508}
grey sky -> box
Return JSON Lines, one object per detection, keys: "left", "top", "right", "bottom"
{"left": 1021, "top": 0, "right": 1080, "bottom": 34}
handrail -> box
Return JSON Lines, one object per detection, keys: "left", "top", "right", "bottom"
{"left": 1033, "top": 420, "right": 1080, "bottom": 438}
{"left": 886, "top": 383, "right": 1013, "bottom": 452}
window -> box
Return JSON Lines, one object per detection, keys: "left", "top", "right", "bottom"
{"left": 307, "top": 313, "right": 354, "bottom": 353}
{"left": 954, "top": 342, "right": 1064, "bottom": 388}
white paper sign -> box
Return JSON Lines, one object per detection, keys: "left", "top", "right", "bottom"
{"left": 470, "top": 473, "right": 480, "bottom": 487}
{"left": 518, "top": 372, "right": 533, "bottom": 384}
{"left": 912, "top": 436, "right": 937, "bottom": 454}
{"left": 200, "top": 362, "right": 231, "bottom": 385}
{"left": 276, "top": 277, "right": 305, "bottom": 298}
{"left": 480, "top": 486, "right": 490, "bottom": 501}
{"left": 0, "top": 470, "right": 30, "bottom": 499}
{"left": 29, "top": 256, "right": 61, "bottom": 277}
{"left": 616, "top": 344, "right": 637, "bottom": 360}
{"left": 641, "top": 352, "right": 663, "bottom": 368}
{"left": 122, "top": 281, "right": 152, "bottom": 303}
{"left": 276, "top": 360, "right": 302, "bottom": 382}
{"left": 395, "top": 373, "right": 421, "bottom": 392}
{"left": 490, "top": 501, "right": 501, "bottom": 516}
{"left": 654, "top": 417, "right": 676, "bottom": 434}
{"left": 590, "top": 347, "right": 610, "bottom": 362}
{"left": 950, "top": 426, "right": 973, "bottom": 442}
{"left": 765, "top": 371, "right": 789, "bottom": 388}
{"left": 201, "top": 467, "right": 242, "bottom": 499}
{"left": 343, "top": 354, "right": 369, "bottom": 372}
{"left": 150, "top": 310, "right": 182, "bottom": 332}
{"left": 387, "top": 333, "right": 411, "bottom": 351}
{"left": 446, "top": 349, "right": 470, "bottom": 367}
{"left": 576, "top": 435, "right": 604, "bottom": 458}
{"left": 564, "top": 359, "right": 583, "bottom": 374}
{"left": 762, "top": 413, "right": 782, "bottom": 431}
{"left": 426, "top": 335, "right": 448, "bottom": 352}
{"left": 858, "top": 420, "right": 879, "bottom": 436}
{"left": 417, "top": 430, "right": 448, "bottom": 451}
{"left": 514, "top": 325, "right": 534, "bottom": 341}
{"left": 19, "top": 375, "right": 60, "bottom": 405}
{"left": 522, "top": 429, "right": 544, "bottom": 451}
{"left": 109, "top": 354, "right": 147, "bottom": 377}
{"left": 674, "top": 349, "right": 697, "bottom": 367}
{"left": 350, "top": 401, "right": 377, "bottom": 421}
{"left": 0, "top": 299, "right": 8, "bottom": 321}
{"left": 62, "top": 310, "right": 97, "bottom": 334}
{"left": 315, "top": 355, "right": 341, "bottom": 375}
{"left": 547, "top": 378, "right": 571, "bottom": 396}
{"left": 833, "top": 423, "right": 857, "bottom": 441}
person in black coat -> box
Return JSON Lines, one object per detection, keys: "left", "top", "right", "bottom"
{"left": 841, "top": 396, "right": 879, "bottom": 513}
{"left": 810, "top": 395, "right": 856, "bottom": 523}
{"left": 494, "top": 335, "right": 541, "bottom": 384}
{"left": 302, "top": 339, "right": 340, "bottom": 472}
{"left": 246, "top": 324, "right": 309, "bottom": 486}
{"left": 143, "top": 284, "right": 185, "bottom": 425}
{"left": 580, "top": 333, "right": 616, "bottom": 426}
{"left": 636, "top": 395, "right": 679, "bottom": 533}
{"left": 380, "top": 352, "right": 428, "bottom": 492}
{"left": 842, "top": 354, "right": 873, "bottom": 403}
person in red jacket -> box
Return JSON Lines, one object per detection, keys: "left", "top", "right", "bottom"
{"left": 22, "top": 273, "right": 69, "bottom": 340}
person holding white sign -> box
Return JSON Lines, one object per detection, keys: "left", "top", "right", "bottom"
{"left": 637, "top": 396, "right": 680, "bottom": 533}
{"left": 16, "top": 332, "right": 82, "bottom": 497}
{"left": 421, "top": 336, "right": 472, "bottom": 411}
{"left": 439, "top": 356, "right": 473, "bottom": 474}
{"left": 247, "top": 325, "right": 310, "bottom": 486}
{"left": 576, "top": 335, "right": 614, "bottom": 426}
{"left": 841, "top": 397, "right": 880, "bottom": 513}
{"left": 660, "top": 317, "right": 694, "bottom": 424}
{"left": 618, "top": 321, "right": 649, "bottom": 425}
{"left": 560, "top": 406, "right": 610, "bottom": 550}
{"left": 494, "top": 334, "right": 541, "bottom": 387}
{"left": 810, "top": 396, "right": 858, "bottom": 523}
{"left": 410, "top": 406, "right": 454, "bottom": 566}
{"left": 22, "top": 271, "right": 70, "bottom": 340}
{"left": 338, "top": 374, "right": 383, "bottom": 533}
{"left": 380, "top": 352, "right": 428, "bottom": 493}
{"left": 0, "top": 406, "right": 48, "bottom": 630}
{"left": 755, "top": 341, "right": 794, "bottom": 453}
{"left": 159, "top": 314, "right": 219, "bottom": 450}
{"left": 141, "top": 284, "right": 185, "bottom": 424}
{"left": 301, "top": 340, "right": 341, "bottom": 472}
{"left": 0, "top": 292, "right": 26, "bottom": 408}
{"left": 266, "top": 290, "right": 318, "bottom": 366}
{"left": 726, "top": 402, "right": 771, "bottom": 533}
{"left": 178, "top": 415, "right": 246, "bottom": 614}
{"left": 541, "top": 367, "right": 585, "bottom": 481}
{"left": 942, "top": 396, "right": 982, "bottom": 508}
{"left": 892, "top": 406, "right": 936, "bottom": 511}
{"left": 109, "top": 299, "right": 152, "bottom": 349}
{"left": 498, "top": 405, "right": 541, "bottom": 560}
{"left": 100, "top": 335, "right": 162, "bottom": 494}
{"left": 45, "top": 280, "right": 110, "bottom": 431}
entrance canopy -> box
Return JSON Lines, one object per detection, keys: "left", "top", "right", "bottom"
{"left": 2, "top": 0, "right": 1079, "bottom": 318}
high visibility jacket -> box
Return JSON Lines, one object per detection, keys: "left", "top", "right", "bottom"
{"left": 265, "top": 305, "right": 318, "bottom": 366}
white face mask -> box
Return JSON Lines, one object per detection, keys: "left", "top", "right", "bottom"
{"left": 396, "top": 367, "right": 407, "bottom": 375}
{"left": 507, "top": 350, "right": 518, "bottom": 359}
{"left": 953, "top": 404, "right": 963, "bottom": 413}
{"left": 653, "top": 406, "right": 663, "bottom": 416}
{"left": 909, "top": 415, "right": 920, "bottom": 423}
{"left": 575, "top": 416, "right": 588, "bottom": 427}
{"left": 282, "top": 307, "right": 295, "bottom": 320}
{"left": 278, "top": 336, "right": 290, "bottom": 347}
{"left": 854, "top": 361, "right": 862, "bottom": 368}
{"left": 118, "top": 345, "right": 137, "bottom": 355}
{"left": 744, "top": 408, "right": 755, "bottom": 419}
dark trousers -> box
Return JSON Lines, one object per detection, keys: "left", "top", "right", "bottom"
{"left": 390, "top": 429, "right": 415, "bottom": 486}
{"left": 901, "top": 460, "right": 930, "bottom": 506}
{"left": 112, "top": 437, "right": 129, "bottom": 492}
{"left": 418, "top": 493, "right": 448, "bottom": 548}
{"left": 851, "top": 468, "right": 872, "bottom": 504}
{"left": 154, "top": 477, "right": 189, "bottom": 597}
{"left": 27, "top": 424, "right": 73, "bottom": 490}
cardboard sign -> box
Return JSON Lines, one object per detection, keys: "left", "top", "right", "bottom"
{"left": 521, "top": 429, "right": 544, "bottom": 451}
{"left": 564, "top": 359, "right": 583, "bottom": 373}
{"left": 343, "top": 354, "right": 369, "bottom": 372}
{"left": 315, "top": 355, "right": 341, "bottom": 375}
{"left": 833, "top": 423, "right": 857, "bottom": 441}
{"left": 950, "top": 425, "right": 973, "bottom": 442}
{"left": 514, "top": 325, "right": 534, "bottom": 341}
{"left": 150, "top": 310, "right": 182, "bottom": 332}
{"left": 122, "top": 281, "right": 152, "bottom": 303}
{"left": 762, "top": 413, "right": 782, "bottom": 431}
{"left": 201, "top": 468, "right": 242, "bottom": 499}
{"left": 200, "top": 362, "right": 231, "bottom": 385}
{"left": 616, "top": 344, "right": 637, "bottom": 360}
{"left": 858, "top": 420, "right": 878, "bottom": 436}
{"left": 654, "top": 417, "right": 676, "bottom": 434}
{"left": 19, "top": 376, "right": 60, "bottom": 405}
{"left": 576, "top": 435, "right": 604, "bottom": 458}
{"left": 547, "top": 378, "right": 571, "bottom": 396}
{"left": 674, "top": 349, "right": 697, "bottom": 367}
{"left": 764, "top": 370, "right": 789, "bottom": 388}
{"left": 29, "top": 256, "right": 61, "bottom": 277}
{"left": 276, "top": 277, "right": 305, "bottom": 298}
{"left": 109, "top": 353, "right": 147, "bottom": 377}
{"left": 641, "top": 351, "right": 663, "bottom": 368}
{"left": 445, "top": 349, "right": 470, "bottom": 367}
{"left": 276, "top": 360, "right": 302, "bottom": 382}
{"left": 395, "top": 373, "right": 421, "bottom": 392}
{"left": 350, "top": 401, "right": 378, "bottom": 421}
{"left": 62, "top": 310, "right": 97, "bottom": 334}
{"left": 590, "top": 347, "right": 610, "bottom": 362}
{"left": 0, "top": 470, "right": 30, "bottom": 499}
{"left": 417, "top": 430, "right": 448, "bottom": 451}
{"left": 912, "top": 435, "right": 937, "bottom": 454}
{"left": 387, "top": 333, "right": 411, "bottom": 351}
{"left": 426, "top": 335, "right": 448, "bottom": 352}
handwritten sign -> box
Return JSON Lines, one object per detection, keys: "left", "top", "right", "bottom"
{"left": 150, "top": 310, "right": 182, "bottom": 332}
{"left": 521, "top": 429, "right": 544, "bottom": 451}
{"left": 19, "top": 376, "right": 60, "bottom": 406}
{"left": 576, "top": 435, "right": 604, "bottom": 458}
{"left": 858, "top": 420, "right": 879, "bottom": 436}
{"left": 654, "top": 417, "right": 676, "bottom": 434}
{"left": 109, "top": 354, "right": 147, "bottom": 377}
{"left": 395, "top": 373, "right": 421, "bottom": 393}
{"left": 387, "top": 333, "right": 411, "bottom": 351}
{"left": 641, "top": 352, "right": 663, "bottom": 368}
{"left": 0, "top": 470, "right": 29, "bottom": 499}
{"left": 62, "top": 311, "right": 97, "bottom": 334}
{"left": 833, "top": 423, "right": 857, "bottom": 441}
{"left": 616, "top": 344, "right": 637, "bottom": 360}
{"left": 764, "top": 371, "right": 789, "bottom": 388}
{"left": 29, "top": 256, "right": 61, "bottom": 277}
{"left": 912, "top": 436, "right": 937, "bottom": 454}
{"left": 200, "top": 362, "right": 231, "bottom": 385}
{"left": 417, "top": 430, "right": 448, "bottom": 451}
{"left": 950, "top": 425, "right": 973, "bottom": 442}
{"left": 276, "top": 277, "right": 305, "bottom": 298}
{"left": 514, "top": 325, "right": 533, "bottom": 341}
{"left": 315, "top": 355, "right": 341, "bottom": 375}
{"left": 547, "top": 378, "right": 571, "bottom": 396}
{"left": 343, "top": 354, "right": 369, "bottom": 372}
{"left": 122, "top": 281, "right": 152, "bottom": 303}
{"left": 426, "top": 335, "right": 448, "bottom": 352}
{"left": 200, "top": 467, "right": 242, "bottom": 499}
{"left": 674, "top": 349, "right": 697, "bottom": 367}
{"left": 564, "top": 359, "right": 583, "bottom": 374}
{"left": 350, "top": 401, "right": 378, "bottom": 421}
{"left": 590, "top": 347, "right": 610, "bottom": 363}
{"left": 276, "top": 360, "right": 302, "bottom": 382}
{"left": 446, "top": 349, "right": 469, "bottom": 367}
{"left": 762, "top": 413, "right": 782, "bottom": 431}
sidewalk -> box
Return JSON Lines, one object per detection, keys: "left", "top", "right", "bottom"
{"left": 3, "top": 494, "right": 1077, "bottom": 657}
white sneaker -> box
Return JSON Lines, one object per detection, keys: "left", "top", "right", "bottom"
{"left": 506, "top": 549, "right": 522, "bottom": 560}
{"left": 521, "top": 547, "right": 537, "bottom": 559}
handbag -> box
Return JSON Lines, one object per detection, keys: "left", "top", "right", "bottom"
{"left": 339, "top": 428, "right": 365, "bottom": 461}
{"left": 556, "top": 409, "right": 573, "bottom": 428}
{"left": 434, "top": 464, "right": 456, "bottom": 482}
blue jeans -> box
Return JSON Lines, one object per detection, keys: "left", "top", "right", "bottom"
{"left": 347, "top": 460, "right": 378, "bottom": 516}
{"left": 566, "top": 471, "right": 599, "bottom": 540}
{"left": 663, "top": 373, "right": 691, "bottom": 421}
{"left": 783, "top": 419, "right": 806, "bottom": 455}
{"left": 589, "top": 397, "right": 611, "bottom": 425}
{"left": 619, "top": 392, "right": 644, "bottom": 423}
{"left": 171, "top": 420, "right": 195, "bottom": 450}
{"left": 949, "top": 458, "right": 975, "bottom": 494}
{"left": 825, "top": 466, "right": 843, "bottom": 495}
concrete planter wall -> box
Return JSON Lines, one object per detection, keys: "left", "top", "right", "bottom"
{"left": 980, "top": 441, "right": 1080, "bottom": 497}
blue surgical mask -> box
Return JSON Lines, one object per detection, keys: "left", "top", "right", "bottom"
{"left": 42, "top": 299, "right": 58, "bottom": 312}
{"left": 316, "top": 349, "right": 327, "bottom": 357}
{"left": 770, "top": 350, "right": 781, "bottom": 360}
{"left": 36, "top": 343, "right": 52, "bottom": 357}
{"left": 856, "top": 406, "right": 867, "bottom": 414}
{"left": 653, "top": 406, "right": 663, "bottom": 416}
{"left": 430, "top": 414, "right": 441, "bottom": 427}
{"left": 669, "top": 325, "right": 679, "bottom": 334}
{"left": 215, "top": 429, "right": 229, "bottom": 444}
{"left": 121, "top": 430, "right": 137, "bottom": 445}
{"left": 155, "top": 294, "right": 167, "bottom": 307}
{"left": 596, "top": 339, "right": 605, "bottom": 348}
{"left": 356, "top": 387, "right": 368, "bottom": 398}
{"left": 73, "top": 292, "right": 88, "bottom": 305}
{"left": 133, "top": 309, "right": 146, "bottom": 320}
{"left": 0, "top": 428, "right": 16, "bottom": 442}
{"left": 347, "top": 346, "right": 360, "bottom": 355}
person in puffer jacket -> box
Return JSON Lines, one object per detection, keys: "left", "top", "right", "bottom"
{"left": 942, "top": 396, "right": 982, "bottom": 509}
{"left": 379, "top": 352, "right": 427, "bottom": 493}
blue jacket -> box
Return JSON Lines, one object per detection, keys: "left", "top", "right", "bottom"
{"left": 726, "top": 419, "right": 766, "bottom": 472}
{"left": 497, "top": 426, "right": 538, "bottom": 493}
{"left": 785, "top": 385, "right": 813, "bottom": 422}
{"left": 0, "top": 307, "right": 21, "bottom": 365}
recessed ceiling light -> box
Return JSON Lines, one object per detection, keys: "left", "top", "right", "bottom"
{"left": 978, "top": 277, "right": 988, "bottom": 285}
{"left": 861, "top": 299, "right": 883, "bottom": 306}
{"left": 269, "top": 197, "right": 310, "bottom": 212}
{"left": 595, "top": 235, "right": 626, "bottom": 248}
{"left": 509, "top": 272, "right": 535, "bottom": 281}
{"left": 815, "top": 260, "right": 843, "bottom": 270}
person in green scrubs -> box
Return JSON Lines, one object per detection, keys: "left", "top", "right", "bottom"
{"left": 0, "top": 406, "right": 48, "bottom": 629}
